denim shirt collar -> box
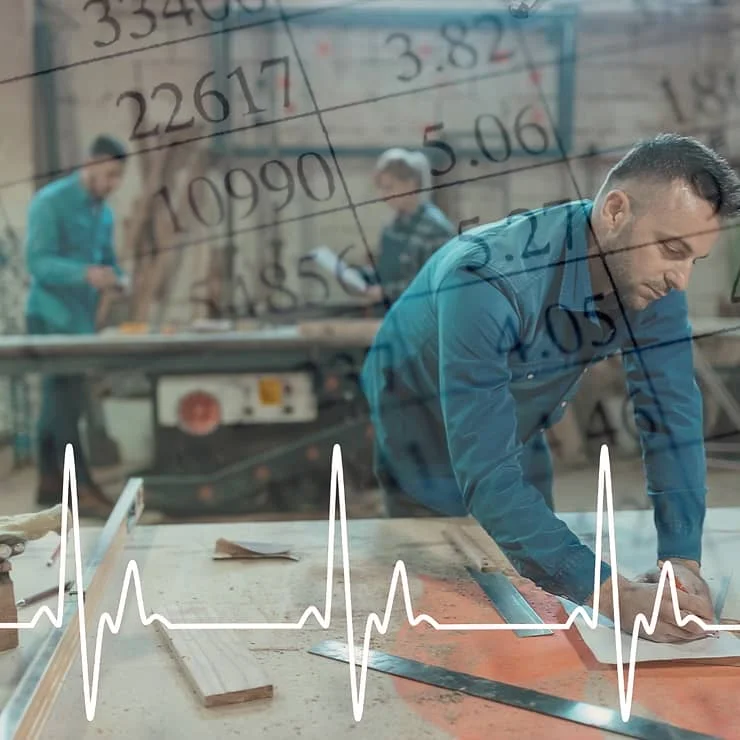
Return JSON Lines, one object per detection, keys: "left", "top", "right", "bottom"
{"left": 556, "top": 199, "right": 596, "bottom": 317}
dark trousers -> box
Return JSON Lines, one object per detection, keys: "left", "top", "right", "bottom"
{"left": 26, "top": 316, "right": 93, "bottom": 487}
{"left": 376, "top": 431, "right": 555, "bottom": 518}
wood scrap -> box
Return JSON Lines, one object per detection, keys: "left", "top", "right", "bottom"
{"left": 298, "top": 319, "right": 380, "bottom": 345}
{"left": 123, "top": 86, "right": 154, "bottom": 185}
{"left": 148, "top": 144, "right": 210, "bottom": 323}
{"left": 138, "top": 145, "right": 212, "bottom": 323}
{"left": 131, "top": 140, "right": 204, "bottom": 323}
{"left": 212, "top": 538, "right": 298, "bottom": 562}
{"left": 443, "top": 522, "right": 516, "bottom": 576}
{"left": 185, "top": 236, "right": 215, "bottom": 324}
{"left": 443, "top": 524, "right": 494, "bottom": 571}
{"left": 202, "top": 248, "right": 226, "bottom": 321}
{"left": 110, "top": 118, "right": 209, "bottom": 326}
{"left": 155, "top": 602, "right": 273, "bottom": 708}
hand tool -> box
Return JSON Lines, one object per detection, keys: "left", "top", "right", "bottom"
{"left": 309, "top": 640, "right": 719, "bottom": 740}
{"left": 46, "top": 540, "right": 62, "bottom": 568}
{"left": 466, "top": 567, "right": 553, "bottom": 637}
{"left": 0, "top": 534, "right": 27, "bottom": 652}
{"left": 0, "top": 506, "right": 67, "bottom": 652}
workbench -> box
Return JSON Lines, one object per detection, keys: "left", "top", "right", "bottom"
{"left": 0, "top": 315, "right": 733, "bottom": 376}
{"left": 0, "top": 319, "right": 381, "bottom": 376}
{"left": 5, "top": 496, "right": 739, "bottom": 739}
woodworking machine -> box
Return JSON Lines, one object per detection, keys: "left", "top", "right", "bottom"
{"left": 0, "top": 309, "right": 382, "bottom": 518}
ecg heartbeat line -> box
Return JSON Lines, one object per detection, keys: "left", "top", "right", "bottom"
{"left": 6, "top": 442, "right": 735, "bottom": 725}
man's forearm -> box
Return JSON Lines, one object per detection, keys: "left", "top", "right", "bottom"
{"left": 469, "top": 488, "right": 613, "bottom": 605}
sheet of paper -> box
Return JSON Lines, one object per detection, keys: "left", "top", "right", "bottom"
{"left": 212, "top": 538, "right": 299, "bottom": 561}
{"left": 560, "top": 574, "right": 740, "bottom": 664}
{"left": 307, "top": 246, "right": 370, "bottom": 293}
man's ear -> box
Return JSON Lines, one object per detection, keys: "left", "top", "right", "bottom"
{"left": 601, "top": 189, "right": 634, "bottom": 231}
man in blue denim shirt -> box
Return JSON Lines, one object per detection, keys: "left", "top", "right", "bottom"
{"left": 361, "top": 134, "right": 740, "bottom": 642}
{"left": 25, "top": 135, "right": 128, "bottom": 517}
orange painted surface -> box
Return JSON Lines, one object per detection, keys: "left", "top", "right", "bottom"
{"left": 390, "top": 575, "right": 740, "bottom": 740}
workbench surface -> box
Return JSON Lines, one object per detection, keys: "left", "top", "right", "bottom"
{"left": 25, "top": 507, "right": 740, "bottom": 739}
{"left": 0, "top": 319, "right": 381, "bottom": 375}
{"left": 0, "top": 316, "right": 735, "bottom": 376}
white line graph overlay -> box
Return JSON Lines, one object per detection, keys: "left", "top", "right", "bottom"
{"left": 5, "top": 442, "right": 735, "bottom": 725}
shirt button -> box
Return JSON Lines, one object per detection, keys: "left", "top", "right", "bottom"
{"left": 526, "top": 373, "right": 535, "bottom": 380}
{"left": 561, "top": 401, "right": 567, "bottom": 408}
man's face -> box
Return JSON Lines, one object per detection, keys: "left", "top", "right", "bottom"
{"left": 87, "top": 158, "right": 125, "bottom": 199}
{"left": 376, "top": 171, "right": 418, "bottom": 213}
{"left": 598, "top": 180, "right": 720, "bottom": 311}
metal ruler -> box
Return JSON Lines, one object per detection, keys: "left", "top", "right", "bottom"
{"left": 309, "top": 640, "right": 719, "bottom": 740}
{"left": 466, "top": 567, "right": 553, "bottom": 637}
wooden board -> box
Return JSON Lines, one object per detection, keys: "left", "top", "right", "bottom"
{"left": 0, "top": 478, "right": 144, "bottom": 740}
{"left": 155, "top": 603, "right": 273, "bottom": 708}
{"left": 19, "top": 508, "right": 740, "bottom": 739}
{"left": 443, "top": 522, "right": 517, "bottom": 576}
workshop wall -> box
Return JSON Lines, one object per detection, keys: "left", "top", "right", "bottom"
{"left": 0, "top": 1, "right": 739, "bottom": 455}
{"left": 35, "top": 2, "right": 740, "bottom": 321}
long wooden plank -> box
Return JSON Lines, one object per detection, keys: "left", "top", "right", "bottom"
{"left": 155, "top": 603, "right": 273, "bottom": 708}
{"left": 444, "top": 522, "right": 520, "bottom": 579}
{"left": 0, "top": 478, "right": 145, "bottom": 739}
{"left": 443, "top": 524, "right": 494, "bottom": 571}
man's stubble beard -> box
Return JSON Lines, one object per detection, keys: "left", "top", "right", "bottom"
{"left": 599, "top": 225, "right": 644, "bottom": 310}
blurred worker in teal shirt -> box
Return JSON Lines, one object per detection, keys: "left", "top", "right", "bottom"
{"left": 25, "top": 135, "right": 128, "bottom": 517}
{"left": 361, "top": 134, "right": 740, "bottom": 643}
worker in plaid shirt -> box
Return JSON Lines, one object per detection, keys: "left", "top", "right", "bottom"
{"left": 362, "top": 148, "right": 456, "bottom": 304}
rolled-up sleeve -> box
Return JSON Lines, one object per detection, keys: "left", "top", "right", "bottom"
{"left": 621, "top": 290, "right": 706, "bottom": 564}
{"left": 436, "top": 269, "right": 611, "bottom": 604}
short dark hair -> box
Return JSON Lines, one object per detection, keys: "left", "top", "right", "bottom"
{"left": 89, "top": 135, "right": 128, "bottom": 162}
{"left": 603, "top": 133, "right": 740, "bottom": 220}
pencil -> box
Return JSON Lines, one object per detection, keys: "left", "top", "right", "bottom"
{"left": 16, "top": 580, "right": 73, "bottom": 608}
{"left": 45, "top": 541, "right": 62, "bottom": 568}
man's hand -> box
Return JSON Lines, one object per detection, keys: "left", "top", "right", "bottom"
{"left": 588, "top": 571, "right": 714, "bottom": 643}
{"left": 635, "top": 559, "right": 714, "bottom": 623}
{"left": 86, "top": 266, "right": 118, "bottom": 290}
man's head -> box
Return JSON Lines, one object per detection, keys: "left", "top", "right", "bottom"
{"left": 82, "top": 135, "right": 128, "bottom": 200}
{"left": 374, "top": 148, "right": 431, "bottom": 214}
{"left": 591, "top": 133, "right": 740, "bottom": 310}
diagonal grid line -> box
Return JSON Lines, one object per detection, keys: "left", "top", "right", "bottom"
{"left": 509, "top": 14, "right": 728, "bottom": 705}
{"left": 512, "top": 14, "right": 708, "bottom": 470}
{"left": 274, "top": 0, "right": 388, "bottom": 305}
